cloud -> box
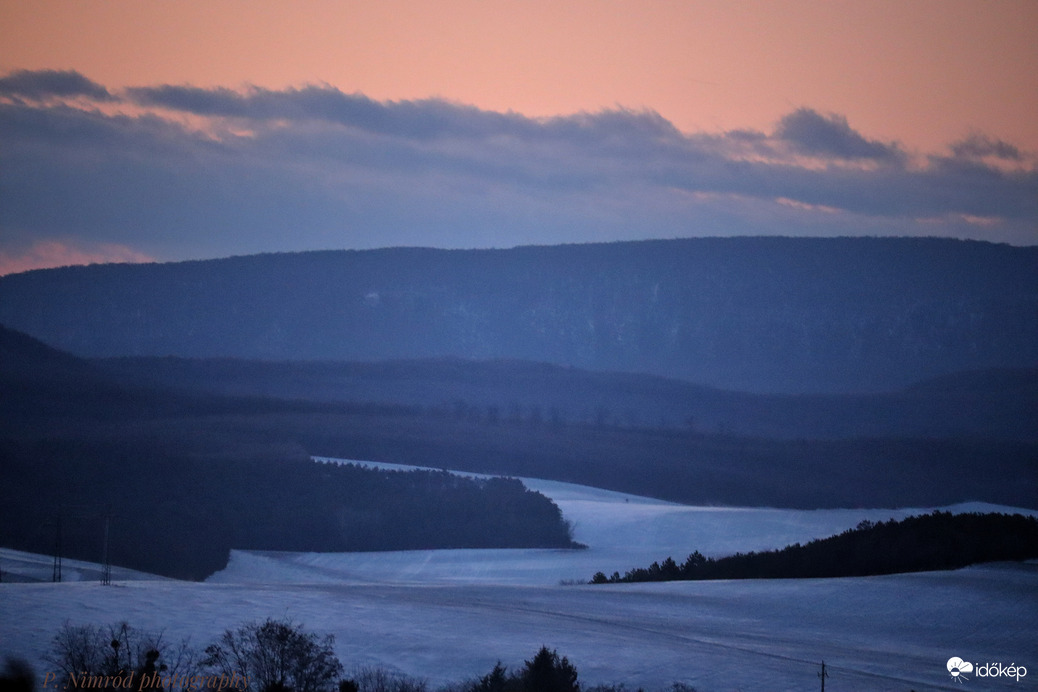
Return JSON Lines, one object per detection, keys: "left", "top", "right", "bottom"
{"left": 126, "top": 83, "right": 534, "bottom": 142}
{"left": 125, "top": 80, "right": 694, "bottom": 153}
{"left": 0, "top": 70, "right": 1035, "bottom": 266}
{"left": 0, "top": 69, "right": 114, "bottom": 102}
{"left": 125, "top": 84, "right": 253, "bottom": 117}
{"left": 951, "top": 133, "right": 1023, "bottom": 161}
{"left": 775, "top": 108, "right": 904, "bottom": 163}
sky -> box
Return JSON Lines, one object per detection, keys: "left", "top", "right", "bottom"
{"left": 1, "top": 0, "right": 1036, "bottom": 274}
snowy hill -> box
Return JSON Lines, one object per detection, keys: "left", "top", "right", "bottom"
{"left": 0, "top": 548, "right": 171, "bottom": 584}
{"left": 2, "top": 461, "right": 1035, "bottom": 691}
{"left": 209, "top": 459, "right": 1035, "bottom": 586}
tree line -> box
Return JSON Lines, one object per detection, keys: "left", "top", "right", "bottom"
{"left": 591, "top": 511, "right": 1038, "bottom": 584}
{"left": 0, "top": 436, "right": 578, "bottom": 581}
{"left": 0, "top": 618, "right": 699, "bottom": 692}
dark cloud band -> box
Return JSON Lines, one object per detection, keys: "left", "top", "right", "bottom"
{"left": 1, "top": 69, "right": 1035, "bottom": 263}
{"left": 0, "top": 69, "right": 114, "bottom": 102}
{"left": 775, "top": 108, "right": 905, "bottom": 163}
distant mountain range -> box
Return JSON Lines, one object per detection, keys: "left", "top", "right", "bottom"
{"left": 2, "top": 236, "right": 1035, "bottom": 393}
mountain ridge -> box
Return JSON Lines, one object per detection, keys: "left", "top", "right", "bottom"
{"left": 3, "top": 236, "right": 1035, "bottom": 393}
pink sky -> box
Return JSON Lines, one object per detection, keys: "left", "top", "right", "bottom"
{"left": 3, "top": 0, "right": 1036, "bottom": 153}
{"left": 1, "top": 1, "right": 1036, "bottom": 274}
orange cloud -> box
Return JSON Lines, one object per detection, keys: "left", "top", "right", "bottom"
{"left": 0, "top": 240, "right": 154, "bottom": 276}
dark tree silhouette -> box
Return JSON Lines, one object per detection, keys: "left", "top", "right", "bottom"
{"left": 594, "top": 512, "right": 1038, "bottom": 583}
{"left": 47, "top": 622, "right": 195, "bottom": 690}
{"left": 0, "top": 658, "right": 36, "bottom": 692}
{"left": 202, "top": 619, "right": 342, "bottom": 692}
{"left": 519, "top": 647, "right": 579, "bottom": 692}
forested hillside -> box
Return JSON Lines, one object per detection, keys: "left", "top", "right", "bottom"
{"left": 1, "top": 441, "right": 577, "bottom": 580}
{"left": 3, "top": 325, "right": 1036, "bottom": 517}
{"left": 2, "top": 237, "right": 1035, "bottom": 393}
{"left": 97, "top": 356, "right": 1038, "bottom": 441}
{"left": 593, "top": 511, "right": 1038, "bottom": 583}
{"left": 0, "top": 326, "right": 578, "bottom": 579}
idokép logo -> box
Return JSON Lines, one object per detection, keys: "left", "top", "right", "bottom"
{"left": 948, "top": 657, "right": 974, "bottom": 682}
{"left": 947, "top": 656, "right": 1028, "bottom": 683}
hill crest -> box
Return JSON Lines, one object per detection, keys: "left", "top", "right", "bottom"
{"left": 1, "top": 236, "right": 1035, "bottom": 393}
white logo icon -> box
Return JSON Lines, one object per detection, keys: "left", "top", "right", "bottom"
{"left": 948, "top": 657, "right": 974, "bottom": 682}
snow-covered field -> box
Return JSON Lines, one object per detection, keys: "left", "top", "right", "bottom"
{"left": 210, "top": 459, "right": 1036, "bottom": 587}
{"left": 2, "top": 459, "right": 1036, "bottom": 691}
{"left": 0, "top": 548, "right": 169, "bottom": 584}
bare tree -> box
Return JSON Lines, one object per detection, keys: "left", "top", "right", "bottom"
{"left": 344, "top": 666, "right": 427, "bottom": 692}
{"left": 47, "top": 622, "right": 195, "bottom": 689}
{"left": 202, "top": 618, "right": 343, "bottom": 692}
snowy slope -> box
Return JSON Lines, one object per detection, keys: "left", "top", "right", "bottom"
{"left": 209, "top": 459, "right": 1037, "bottom": 586}
{"left": 2, "top": 564, "right": 1035, "bottom": 691}
{"left": 2, "top": 460, "right": 1036, "bottom": 691}
{"left": 0, "top": 547, "right": 172, "bottom": 584}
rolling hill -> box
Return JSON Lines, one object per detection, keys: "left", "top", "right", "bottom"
{"left": 2, "top": 236, "right": 1035, "bottom": 393}
{"left": 95, "top": 355, "right": 1038, "bottom": 441}
{"left": 3, "top": 465, "right": 1036, "bottom": 691}
{"left": 0, "top": 327, "right": 580, "bottom": 579}
{"left": 3, "top": 323, "right": 1036, "bottom": 512}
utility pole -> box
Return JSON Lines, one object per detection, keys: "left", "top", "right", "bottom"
{"left": 100, "top": 508, "right": 112, "bottom": 586}
{"left": 818, "top": 661, "right": 829, "bottom": 692}
{"left": 52, "top": 515, "right": 62, "bottom": 582}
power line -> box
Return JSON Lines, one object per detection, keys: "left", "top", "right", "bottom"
{"left": 43, "top": 505, "right": 116, "bottom": 584}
